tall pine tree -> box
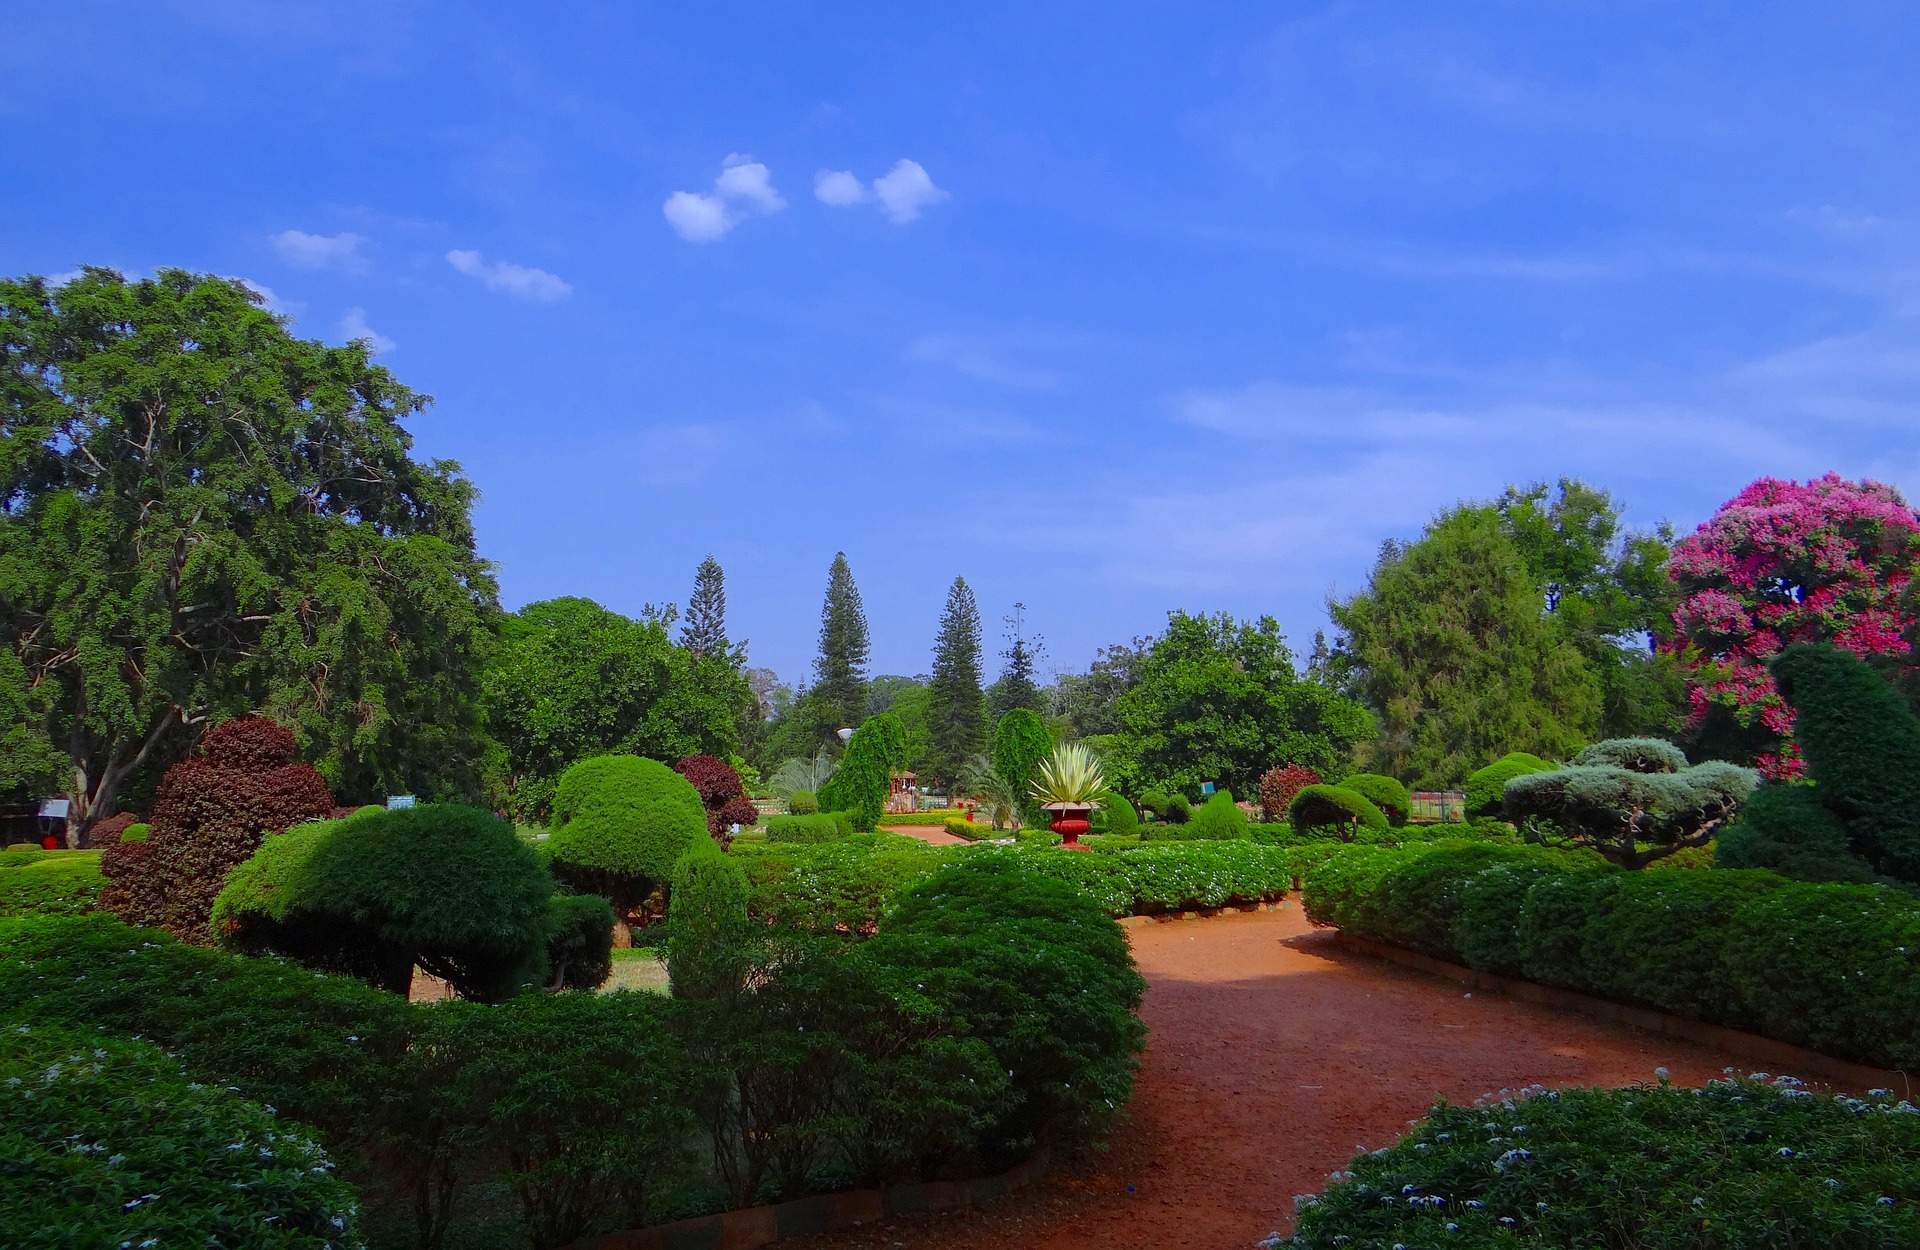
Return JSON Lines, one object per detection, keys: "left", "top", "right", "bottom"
{"left": 925, "top": 576, "right": 988, "bottom": 784}
{"left": 680, "top": 555, "right": 737, "bottom": 662}
{"left": 812, "top": 552, "right": 870, "bottom": 733}
{"left": 987, "top": 602, "right": 1048, "bottom": 721}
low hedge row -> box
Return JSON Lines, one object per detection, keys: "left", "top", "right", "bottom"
{"left": 1302, "top": 843, "right": 1920, "bottom": 1070}
{"left": 871, "top": 809, "right": 970, "bottom": 826}
{"left": 764, "top": 812, "right": 855, "bottom": 844}
{"left": 0, "top": 850, "right": 104, "bottom": 918}
{"left": 1280, "top": 1075, "right": 1920, "bottom": 1249}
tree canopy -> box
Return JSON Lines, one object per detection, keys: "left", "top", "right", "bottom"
{"left": 0, "top": 268, "right": 497, "bottom": 832}
{"left": 1109, "top": 611, "right": 1372, "bottom": 798}
{"left": 480, "top": 597, "right": 752, "bottom": 819}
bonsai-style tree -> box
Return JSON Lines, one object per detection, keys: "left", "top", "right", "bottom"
{"left": 1258, "top": 764, "right": 1320, "bottom": 822}
{"left": 673, "top": 754, "right": 758, "bottom": 848}
{"left": 818, "top": 713, "right": 908, "bottom": 831}
{"left": 1289, "top": 784, "right": 1389, "bottom": 840}
{"left": 99, "top": 716, "right": 334, "bottom": 944}
{"left": 211, "top": 803, "right": 567, "bottom": 1000}
{"left": 545, "top": 755, "right": 707, "bottom": 945}
{"left": 1464, "top": 752, "right": 1552, "bottom": 818}
{"left": 1503, "top": 738, "right": 1758, "bottom": 869}
{"left": 1665, "top": 474, "right": 1920, "bottom": 778}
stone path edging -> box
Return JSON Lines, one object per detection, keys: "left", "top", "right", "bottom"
{"left": 560, "top": 1148, "right": 1050, "bottom": 1250}
{"left": 1333, "top": 931, "right": 1913, "bottom": 1094}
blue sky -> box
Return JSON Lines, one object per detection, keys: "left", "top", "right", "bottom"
{"left": 5, "top": 3, "right": 1918, "bottom": 685}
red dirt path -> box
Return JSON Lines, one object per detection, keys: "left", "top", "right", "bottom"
{"left": 788, "top": 903, "right": 1768, "bottom": 1250}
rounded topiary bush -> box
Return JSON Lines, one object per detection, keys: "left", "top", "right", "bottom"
{"left": 546, "top": 755, "right": 708, "bottom": 940}
{"left": 787, "top": 789, "right": 818, "bottom": 815}
{"left": 1716, "top": 784, "right": 1880, "bottom": 883}
{"left": 1163, "top": 793, "right": 1191, "bottom": 824}
{"left": 1092, "top": 793, "right": 1138, "bottom": 834}
{"left": 1289, "top": 784, "right": 1389, "bottom": 838}
{"left": 1150, "top": 790, "right": 1248, "bottom": 841}
{"left": 1137, "top": 789, "right": 1171, "bottom": 820}
{"left": 1463, "top": 751, "right": 1551, "bottom": 818}
{"left": 1340, "top": 773, "right": 1410, "bottom": 826}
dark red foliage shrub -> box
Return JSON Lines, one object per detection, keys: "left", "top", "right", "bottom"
{"left": 1259, "top": 764, "right": 1321, "bottom": 823}
{"left": 672, "top": 755, "right": 744, "bottom": 806}
{"left": 717, "top": 796, "right": 760, "bottom": 830}
{"left": 99, "top": 716, "right": 335, "bottom": 944}
{"left": 85, "top": 812, "right": 139, "bottom": 848}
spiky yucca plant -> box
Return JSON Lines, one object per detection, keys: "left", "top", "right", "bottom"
{"left": 1029, "top": 741, "right": 1106, "bottom": 806}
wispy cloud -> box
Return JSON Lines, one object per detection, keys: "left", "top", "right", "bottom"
{"left": 664, "top": 154, "right": 787, "bottom": 243}
{"left": 445, "top": 249, "right": 572, "bottom": 300}
{"left": 906, "top": 334, "right": 1058, "bottom": 389}
{"left": 339, "top": 307, "right": 395, "bottom": 353}
{"left": 269, "top": 229, "right": 366, "bottom": 269}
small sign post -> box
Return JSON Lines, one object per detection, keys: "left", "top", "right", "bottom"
{"left": 386, "top": 795, "right": 417, "bottom": 810}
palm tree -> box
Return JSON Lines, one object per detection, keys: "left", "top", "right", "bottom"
{"left": 959, "top": 753, "right": 1020, "bottom": 830}
{"left": 768, "top": 752, "right": 837, "bottom": 799}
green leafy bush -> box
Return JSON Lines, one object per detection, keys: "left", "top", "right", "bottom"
{"left": 1718, "top": 784, "right": 1879, "bottom": 882}
{"left": 863, "top": 858, "right": 1146, "bottom": 1156}
{"left": 1281, "top": 1076, "right": 1920, "bottom": 1250}
{"left": 1089, "top": 793, "right": 1138, "bottom": 834}
{"left": 667, "top": 834, "right": 753, "bottom": 999}
{"left": 1163, "top": 793, "right": 1191, "bottom": 824}
{"left": 818, "top": 713, "right": 909, "bottom": 831}
{"left": 212, "top": 804, "right": 556, "bottom": 1001}
{"left": 544, "top": 891, "right": 615, "bottom": 990}
{"left": 731, "top": 833, "right": 949, "bottom": 936}
{"left": 1014, "top": 826, "right": 1063, "bottom": 846}
{"left": 545, "top": 755, "right": 708, "bottom": 937}
{"left": 991, "top": 709, "right": 1055, "bottom": 830}
{"left": 0, "top": 850, "right": 104, "bottom": 917}
{"left": 1289, "top": 783, "right": 1389, "bottom": 837}
{"left": 786, "top": 789, "right": 818, "bottom": 815}
{"left": 943, "top": 816, "right": 984, "bottom": 839}
{"left": 1145, "top": 790, "right": 1248, "bottom": 840}
{"left": 1504, "top": 741, "right": 1758, "bottom": 869}
{"left": 765, "top": 813, "right": 848, "bottom": 845}
{"left": 1340, "top": 773, "right": 1411, "bottom": 825}
{"left": 1463, "top": 750, "right": 1550, "bottom": 817}
{"left": 0, "top": 1020, "right": 361, "bottom": 1250}
{"left": 1137, "top": 789, "right": 1170, "bottom": 819}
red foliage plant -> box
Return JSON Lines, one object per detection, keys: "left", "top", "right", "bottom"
{"left": 99, "top": 716, "right": 335, "bottom": 944}
{"left": 1259, "top": 764, "right": 1322, "bottom": 823}
{"left": 672, "top": 754, "right": 748, "bottom": 845}
{"left": 1664, "top": 474, "right": 1920, "bottom": 779}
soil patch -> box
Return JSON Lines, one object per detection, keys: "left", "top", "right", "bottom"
{"left": 783, "top": 904, "right": 1771, "bottom": 1250}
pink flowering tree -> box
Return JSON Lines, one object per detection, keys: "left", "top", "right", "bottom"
{"left": 1664, "top": 474, "right": 1920, "bottom": 778}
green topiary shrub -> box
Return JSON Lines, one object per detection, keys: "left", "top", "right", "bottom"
{"left": 1771, "top": 642, "right": 1920, "bottom": 883}
{"left": 1339, "top": 773, "right": 1411, "bottom": 826}
{"left": 863, "top": 858, "right": 1147, "bottom": 1156}
{"left": 1137, "top": 789, "right": 1171, "bottom": 820}
{"left": 787, "top": 789, "right": 818, "bottom": 815}
{"left": 1163, "top": 792, "right": 1191, "bottom": 824}
{"left": 666, "top": 834, "right": 753, "bottom": 1000}
{"left": 1282, "top": 1076, "right": 1920, "bottom": 1250}
{"left": 212, "top": 804, "right": 557, "bottom": 1001}
{"left": 765, "top": 812, "right": 848, "bottom": 845}
{"left": 819, "top": 713, "right": 909, "bottom": 831}
{"left": 1463, "top": 751, "right": 1550, "bottom": 817}
{"left": 544, "top": 892, "right": 615, "bottom": 990}
{"left": 0, "top": 1020, "right": 362, "bottom": 1249}
{"left": 1716, "top": 784, "right": 1881, "bottom": 883}
{"left": 991, "top": 709, "right": 1056, "bottom": 830}
{"left": 120, "top": 822, "right": 150, "bottom": 843}
{"left": 1289, "top": 784, "right": 1389, "bottom": 838}
{"left": 1146, "top": 790, "right": 1248, "bottom": 841}
{"left": 1090, "top": 792, "right": 1139, "bottom": 834}
{"left": 545, "top": 754, "right": 708, "bottom": 942}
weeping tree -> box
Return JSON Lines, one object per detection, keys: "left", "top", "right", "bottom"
{"left": 1503, "top": 738, "right": 1757, "bottom": 869}
{"left": 816, "top": 712, "right": 907, "bottom": 831}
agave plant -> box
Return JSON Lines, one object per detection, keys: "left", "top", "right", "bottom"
{"left": 1029, "top": 741, "right": 1106, "bottom": 807}
{"left": 959, "top": 753, "right": 1021, "bottom": 830}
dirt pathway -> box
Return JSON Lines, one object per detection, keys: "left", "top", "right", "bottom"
{"left": 788, "top": 903, "right": 1770, "bottom": 1250}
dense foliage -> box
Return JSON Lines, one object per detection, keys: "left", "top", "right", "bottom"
{"left": 1464, "top": 751, "right": 1551, "bottom": 817}
{"left": 674, "top": 753, "right": 756, "bottom": 846}
{"left": 0, "top": 1020, "right": 361, "bottom": 1250}
{"left": 1289, "top": 783, "right": 1389, "bottom": 837}
{"left": 481, "top": 598, "right": 751, "bottom": 819}
{"left": 1330, "top": 504, "right": 1601, "bottom": 786}
{"left": 666, "top": 833, "right": 753, "bottom": 999}
{"left": 1340, "top": 773, "right": 1410, "bottom": 825}
{"left": 1503, "top": 739, "right": 1758, "bottom": 869}
{"left": 99, "top": 716, "right": 335, "bottom": 943}
{"left": 545, "top": 755, "right": 708, "bottom": 942}
{"left": 991, "top": 708, "right": 1055, "bottom": 830}
{"left": 1258, "top": 764, "right": 1320, "bottom": 822}
{"left": 211, "top": 803, "right": 560, "bottom": 999}
{"left": 0, "top": 268, "right": 497, "bottom": 833}
{"left": 1302, "top": 842, "right": 1920, "bottom": 1069}
{"left": 817, "top": 711, "right": 908, "bottom": 831}
{"left": 924, "top": 576, "right": 989, "bottom": 784}
{"left": 1280, "top": 1076, "right": 1920, "bottom": 1250}
{"left": 1106, "top": 612, "right": 1371, "bottom": 798}
{"left": 1665, "top": 474, "right": 1920, "bottom": 778}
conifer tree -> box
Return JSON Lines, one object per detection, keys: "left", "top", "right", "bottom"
{"left": 987, "top": 602, "right": 1047, "bottom": 722}
{"left": 680, "top": 555, "right": 736, "bottom": 662}
{"left": 812, "top": 552, "right": 870, "bottom": 733}
{"left": 925, "top": 576, "right": 988, "bottom": 784}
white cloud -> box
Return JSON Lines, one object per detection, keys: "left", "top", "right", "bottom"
{"left": 871, "top": 159, "right": 948, "bottom": 223}
{"left": 663, "top": 154, "right": 787, "bottom": 243}
{"left": 269, "top": 229, "right": 366, "bottom": 269}
{"left": 814, "top": 170, "right": 867, "bottom": 206}
{"left": 339, "top": 307, "right": 395, "bottom": 354}
{"left": 236, "top": 278, "right": 300, "bottom": 318}
{"left": 445, "top": 249, "right": 572, "bottom": 300}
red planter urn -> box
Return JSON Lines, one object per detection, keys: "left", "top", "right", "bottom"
{"left": 1044, "top": 802, "right": 1097, "bottom": 851}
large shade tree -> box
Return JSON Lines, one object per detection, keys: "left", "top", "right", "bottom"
{"left": 0, "top": 269, "right": 497, "bottom": 836}
{"left": 1330, "top": 505, "right": 1600, "bottom": 787}
{"left": 1109, "top": 611, "right": 1372, "bottom": 798}
{"left": 1664, "top": 474, "right": 1920, "bottom": 779}
{"left": 480, "top": 597, "right": 753, "bottom": 820}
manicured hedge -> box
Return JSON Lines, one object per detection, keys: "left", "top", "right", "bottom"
{"left": 1280, "top": 1075, "right": 1920, "bottom": 1249}
{"left": 0, "top": 1020, "right": 361, "bottom": 1249}
{"left": 765, "top": 812, "right": 852, "bottom": 844}
{"left": 0, "top": 850, "right": 104, "bottom": 917}
{"left": 871, "top": 808, "right": 971, "bottom": 826}
{"left": 1302, "top": 843, "right": 1920, "bottom": 1069}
